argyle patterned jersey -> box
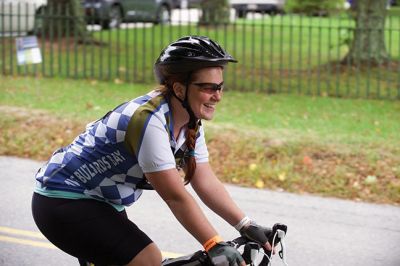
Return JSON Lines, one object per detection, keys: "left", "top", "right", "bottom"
{"left": 35, "top": 90, "right": 209, "bottom": 206}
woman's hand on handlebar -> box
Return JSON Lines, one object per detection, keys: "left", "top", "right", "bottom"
{"left": 207, "top": 242, "right": 246, "bottom": 266}
{"left": 239, "top": 221, "right": 275, "bottom": 253}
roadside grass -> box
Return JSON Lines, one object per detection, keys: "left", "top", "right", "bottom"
{"left": 1, "top": 76, "right": 399, "bottom": 204}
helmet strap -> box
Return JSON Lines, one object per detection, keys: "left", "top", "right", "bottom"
{"left": 168, "top": 73, "right": 200, "bottom": 129}
{"left": 183, "top": 73, "right": 200, "bottom": 129}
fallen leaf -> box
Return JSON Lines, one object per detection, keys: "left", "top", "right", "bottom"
{"left": 114, "top": 78, "right": 123, "bottom": 84}
{"left": 303, "top": 155, "right": 313, "bottom": 168}
{"left": 364, "top": 175, "right": 377, "bottom": 185}
{"left": 278, "top": 172, "right": 286, "bottom": 181}
{"left": 249, "top": 163, "right": 257, "bottom": 171}
{"left": 255, "top": 179, "right": 264, "bottom": 188}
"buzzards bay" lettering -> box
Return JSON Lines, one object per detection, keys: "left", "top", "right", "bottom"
{"left": 71, "top": 150, "right": 126, "bottom": 183}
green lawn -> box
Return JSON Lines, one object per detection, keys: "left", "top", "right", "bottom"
{"left": 1, "top": 13, "right": 399, "bottom": 99}
{"left": 214, "top": 90, "right": 400, "bottom": 145}
{"left": 1, "top": 76, "right": 399, "bottom": 146}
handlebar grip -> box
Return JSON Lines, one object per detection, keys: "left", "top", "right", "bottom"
{"left": 268, "top": 223, "right": 287, "bottom": 247}
{"left": 260, "top": 223, "right": 287, "bottom": 266}
{"left": 230, "top": 223, "right": 288, "bottom": 266}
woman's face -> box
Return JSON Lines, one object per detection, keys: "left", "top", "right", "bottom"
{"left": 187, "top": 67, "right": 224, "bottom": 121}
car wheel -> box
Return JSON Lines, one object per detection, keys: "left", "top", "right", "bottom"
{"left": 102, "top": 5, "right": 122, "bottom": 29}
{"left": 156, "top": 5, "right": 171, "bottom": 24}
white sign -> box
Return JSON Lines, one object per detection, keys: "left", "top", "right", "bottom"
{"left": 16, "top": 36, "right": 42, "bottom": 65}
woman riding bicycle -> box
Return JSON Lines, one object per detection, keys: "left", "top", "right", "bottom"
{"left": 32, "top": 36, "right": 273, "bottom": 266}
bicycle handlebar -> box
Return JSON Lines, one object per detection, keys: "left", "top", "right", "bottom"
{"left": 230, "top": 223, "right": 288, "bottom": 266}
{"left": 162, "top": 223, "right": 288, "bottom": 266}
{"left": 265, "top": 223, "right": 288, "bottom": 264}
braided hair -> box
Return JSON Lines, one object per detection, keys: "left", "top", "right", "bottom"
{"left": 157, "top": 73, "right": 199, "bottom": 184}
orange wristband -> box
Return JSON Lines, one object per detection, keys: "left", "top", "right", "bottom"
{"left": 203, "top": 235, "right": 223, "bottom": 252}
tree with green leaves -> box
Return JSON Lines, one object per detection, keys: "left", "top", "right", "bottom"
{"left": 343, "top": 0, "right": 389, "bottom": 65}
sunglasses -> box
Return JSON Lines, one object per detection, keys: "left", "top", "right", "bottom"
{"left": 191, "top": 82, "right": 224, "bottom": 94}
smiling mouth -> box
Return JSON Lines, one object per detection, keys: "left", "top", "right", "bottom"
{"left": 204, "top": 103, "right": 215, "bottom": 109}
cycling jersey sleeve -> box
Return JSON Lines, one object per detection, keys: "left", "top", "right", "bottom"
{"left": 125, "top": 104, "right": 209, "bottom": 173}
{"left": 195, "top": 125, "right": 209, "bottom": 164}
{"left": 135, "top": 115, "right": 176, "bottom": 173}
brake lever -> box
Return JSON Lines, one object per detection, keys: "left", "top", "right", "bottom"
{"left": 231, "top": 224, "right": 288, "bottom": 266}
{"left": 277, "top": 229, "right": 288, "bottom": 266}
{"left": 260, "top": 223, "right": 288, "bottom": 266}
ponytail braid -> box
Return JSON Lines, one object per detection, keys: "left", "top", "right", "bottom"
{"left": 158, "top": 72, "right": 200, "bottom": 184}
{"left": 183, "top": 120, "right": 199, "bottom": 184}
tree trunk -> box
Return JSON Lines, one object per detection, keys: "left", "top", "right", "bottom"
{"left": 342, "top": 0, "right": 389, "bottom": 65}
{"left": 39, "top": 0, "right": 93, "bottom": 43}
{"left": 198, "top": 0, "right": 230, "bottom": 26}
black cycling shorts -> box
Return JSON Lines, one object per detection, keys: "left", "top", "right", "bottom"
{"left": 31, "top": 192, "right": 153, "bottom": 265}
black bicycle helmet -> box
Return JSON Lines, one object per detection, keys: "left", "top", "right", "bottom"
{"left": 154, "top": 35, "right": 237, "bottom": 84}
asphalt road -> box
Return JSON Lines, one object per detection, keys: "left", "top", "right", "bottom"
{"left": 0, "top": 156, "right": 399, "bottom": 266}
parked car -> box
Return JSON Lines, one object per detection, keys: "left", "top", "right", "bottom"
{"left": 346, "top": 0, "right": 395, "bottom": 9}
{"left": 230, "top": 0, "right": 286, "bottom": 18}
{"left": 83, "top": 0, "right": 179, "bottom": 29}
{"left": 0, "top": 0, "right": 47, "bottom": 35}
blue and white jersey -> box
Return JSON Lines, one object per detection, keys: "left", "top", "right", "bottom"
{"left": 35, "top": 90, "right": 209, "bottom": 207}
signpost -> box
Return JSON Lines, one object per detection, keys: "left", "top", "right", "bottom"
{"left": 16, "top": 36, "right": 42, "bottom": 65}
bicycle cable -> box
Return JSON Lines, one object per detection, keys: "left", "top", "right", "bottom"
{"left": 259, "top": 229, "right": 288, "bottom": 266}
